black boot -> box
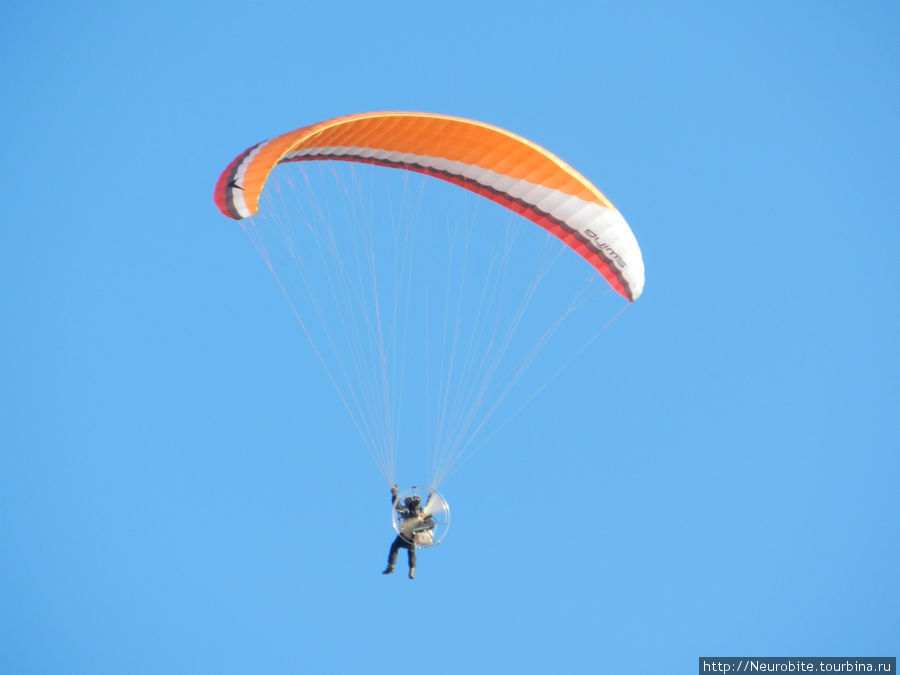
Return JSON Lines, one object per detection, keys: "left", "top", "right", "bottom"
{"left": 382, "top": 566, "right": 394, "bottom": 575}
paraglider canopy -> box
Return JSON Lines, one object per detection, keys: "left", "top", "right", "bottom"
{"left": 392, "top": 486, "right": 450, "bottom": 548}
{"left": 214, "top": 111, "right": 644, "bottom": 302}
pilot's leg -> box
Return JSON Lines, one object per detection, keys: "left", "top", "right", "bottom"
{"left": 407, "top": 541, "right": 416, "bottom": 579}
{"left": 383, "top": 535, "right": 402, "bottom": 574}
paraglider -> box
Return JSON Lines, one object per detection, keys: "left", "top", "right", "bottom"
{"left": 383, "top": 485, "right": 429, "bottom": 579}
{"left": 213, "top": 112, "right": 644, "bottom": 572}
{"left": 382, "top": 485, "right": 450, "bottom": 579}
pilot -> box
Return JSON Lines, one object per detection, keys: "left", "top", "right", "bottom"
{"left": 382, "top": 485, "right": 433, "bottom": 579}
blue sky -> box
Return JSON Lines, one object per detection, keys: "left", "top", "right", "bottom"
{"left": 2, "top": 2, "right": 898, "bottom": 673}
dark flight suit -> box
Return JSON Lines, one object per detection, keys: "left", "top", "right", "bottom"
{"left": 385, "top": 493, "right": 421, "bottom": 571}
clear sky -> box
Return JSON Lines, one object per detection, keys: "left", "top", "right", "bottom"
{"left": 2, "top": 2, "right": 898, "bottom": 673}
